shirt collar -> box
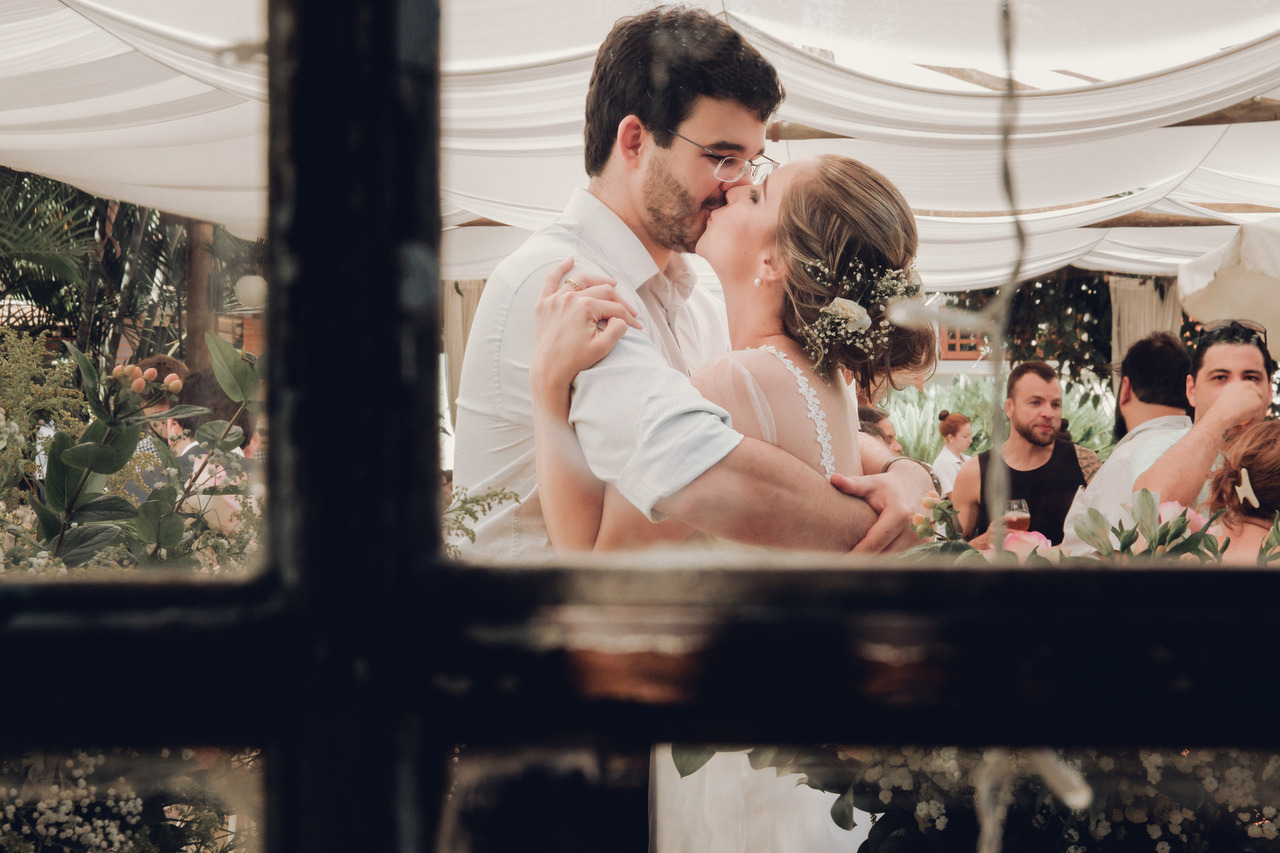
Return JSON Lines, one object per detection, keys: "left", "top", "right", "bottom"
{"left": 563, "top": 188, "right": 699, "bottom": 310}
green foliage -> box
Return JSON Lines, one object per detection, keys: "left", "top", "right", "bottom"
{"left": 0, "top": 329, "right": 85, "bottom": 502}
{"left": 945, "top": 266, "right": 1113, "bottom": 389}
{"left": 3, "top": 338, "right": 264, "bottom": 574}
{"left": 442, "top": 486, "right": 519, "bottom": 559}
{"left": 882, "top": 373, "right": 1116, "bottom": 465}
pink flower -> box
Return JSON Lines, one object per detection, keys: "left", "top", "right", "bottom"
{"left": 1159, "top": 501, "right": 1207, "bottom": 532}
{"left": 1003, "top": 529, "right": 1052, "bottom": 560}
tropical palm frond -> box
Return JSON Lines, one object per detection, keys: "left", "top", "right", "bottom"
{"left": 0, "top": 167, "right": 97, "bottom": 289}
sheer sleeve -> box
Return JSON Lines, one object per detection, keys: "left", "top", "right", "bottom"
{"left": 690, "top": 352, "right": 778, "bottom": 446}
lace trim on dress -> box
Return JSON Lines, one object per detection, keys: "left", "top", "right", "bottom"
{"left": 755, "top": 345, "right": 835, "bottom": 479}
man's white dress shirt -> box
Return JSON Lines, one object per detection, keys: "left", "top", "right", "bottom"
{"left": 1059, "top": 414, "right": 1192, "bottom": 555}
{"left": 931, "top": 446, "right": 967, "bottom": 497}
{"left": 452, "top": 189, "right": 740, "bottom": 561}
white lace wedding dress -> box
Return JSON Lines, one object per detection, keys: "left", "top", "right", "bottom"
{"left": 653, "top": 345, "right": 868, "bottom": 853}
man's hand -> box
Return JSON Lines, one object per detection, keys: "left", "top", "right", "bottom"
{"left": 1202, "top": 379, "right": 1270, "bottom": 437}
{"left": 831, "top": 471, "right": 928, "bottom": 553}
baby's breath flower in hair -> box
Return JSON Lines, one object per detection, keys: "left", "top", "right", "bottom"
{"left": 800, "top": 258, "right": 920, "bottom": 375}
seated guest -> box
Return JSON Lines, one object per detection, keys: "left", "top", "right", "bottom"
{"left": 1060, "top": 332, "right": 1193, "bottom": 555}
{"left": 858, "top": 406, "right": 902, "bottom": 455}
{"left": 1133, "top": 319, "right": 1274, "bottom": 507}
{"left": 952, "top": 361, "right": 1101, "bottom": 546}
{"left": 931, "top": 410, "right": 971, "bottom": 497}
{"left": 1206, "top": 420, "right": 1280, "bottom": 563}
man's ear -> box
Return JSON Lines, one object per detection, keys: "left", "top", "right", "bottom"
{"left": 1118, "top": 375, "right": 1133, "bottom": 405}
{"left": 616, "top": 115, "right": 647, "bottom": 169}
{"left": 1003, "top": 396, "right": 1014, "bottom": 421}
{"left": 1185, "top": 374, "right": 1197, "bottom": 410}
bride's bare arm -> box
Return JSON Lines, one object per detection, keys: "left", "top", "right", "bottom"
{"left": 530, "top": 259, "right": 640, "bottom": 551}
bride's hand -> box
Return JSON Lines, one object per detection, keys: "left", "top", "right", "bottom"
{"left": 531, "top": 258, "right": 642, "bottom": 401}
{"left": 830, "top": 471, "right": 928, "bottom": 553}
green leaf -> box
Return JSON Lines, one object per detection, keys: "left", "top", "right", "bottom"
{"left": 1074, "top": 509, "right": 1114, "bottom": 556}
{"left": 830, "top": 788, "right": 857, "bottom": 831}
{"left": 69, "top": 495, "right": 139, "bottom": 524}
{"left": 58, "top": 523, "right": 121, "bottom": 567}
{"left": 29, "top": 498, "right": 62, "bottom": 542}
{"left": 61, "top": 442, "right": 122, "bottom": 475}
{"left": 1131, "top": 489, "right": 1160, "bottom": 545}
{"left": 148, "top": 484, "right": 179, "bottom": 507}
{"left": 670, "top": 746, "right": 717, "bottom": 778}
{"left": 63, "top": 341, "right": 107, "bottom": 419}
{"left": 43, "top": 431, "right": 75, "bottom": 513}
{"left": 205, "top": 331, "right": 259, "bottom": 403}
{"left": 137, "top": 404, "right": 211, "bottom": 423}
{"left": 77, "top": 420, "right": 142, "bottom": 471}
{"left": 136, "top": 500, "right": 167, "bottom": 542}
{"left": 158, "top": 513, "right": 185, "bottom": 550}
{"left": 194, "top": 421, "right": 245, "bottom": 453}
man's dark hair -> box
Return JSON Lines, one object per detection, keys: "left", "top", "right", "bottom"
{"left": 137, "top": 353, "right": 190, "bottom": 381}
{"left": 176, "top": 368, "right": 256, "bottom": 450}
{"left": 1006, "top": 361, "right": 1057, "bottom": 398}
{"left": 1190, "top": 321, "right": 1276, "bottom": 379}
{"left": 1121, "top": 332, "right": 1192, "bottom": 412}
{"left": 583, "top": 6, "right": 784, "bottom": 176}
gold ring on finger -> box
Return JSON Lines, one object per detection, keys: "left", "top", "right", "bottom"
{"left": 563, "top": 278, "right": 580, "bottom": 291}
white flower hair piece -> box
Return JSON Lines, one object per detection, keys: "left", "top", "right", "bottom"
{"left": 1237, "top": 467, "right": 1261, "bottom": 509}
{"left": 800, "top": 258, "right": 920, "bottom": 374}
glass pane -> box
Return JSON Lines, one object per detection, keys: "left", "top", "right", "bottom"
{"left": 439, "top": 0, "right": 1280, "bottom": 566}
{"left": 0, "top": 2, "right": 268, "bottom": 579}
{"left": 0, "top": 746, "right": 263, "bottom": 853}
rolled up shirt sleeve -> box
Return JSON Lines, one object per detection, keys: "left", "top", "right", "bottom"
{"left": 569, "top": 329, "right": 743, "bottom": 520}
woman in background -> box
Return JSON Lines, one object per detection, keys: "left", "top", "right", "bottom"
{"left": 1205, "top": 420, "right": 1280, "bottom": 563}
{"left": 932, "top": 410, "right": 972, "bottom": 497}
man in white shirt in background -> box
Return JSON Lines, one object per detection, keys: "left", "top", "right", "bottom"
{"left": 1130, "top": 319, "right": 1274, "bottom": 509}
{"left": 1060, "top": 332, "right": 1193, "bottom": 555}
{"left": 452, "top": 7, "right": 929, "bottom": 561}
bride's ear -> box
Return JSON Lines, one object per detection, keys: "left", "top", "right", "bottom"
{"left": 756, "top": 254, "right": 785, "bottom": 289}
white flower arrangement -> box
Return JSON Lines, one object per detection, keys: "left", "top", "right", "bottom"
{"left": 800, "top": 258, "right": 920, "bottom": 376}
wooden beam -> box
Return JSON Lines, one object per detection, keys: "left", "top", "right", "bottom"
{"left": 1171, "top": 96, "right": 1280, "bottom": 126}
{"left": 916, "top": 65, "right": 1037, "bottom": 92}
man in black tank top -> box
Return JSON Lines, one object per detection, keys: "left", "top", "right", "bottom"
{"left": 951, "top": 362, "right": 1101, "bottom": 546}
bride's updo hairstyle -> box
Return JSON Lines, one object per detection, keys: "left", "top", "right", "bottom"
{"left": 938, "top": 410, "right": 970, "bottom": 438}
{"left": 773, "top": 155, "right": 936, "bottom": 397}
{"left": 1208, "top": 420, "right": 1280, "bottom": 523}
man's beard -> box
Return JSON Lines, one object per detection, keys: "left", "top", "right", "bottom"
{"left": 1013, "top": 418, "right": 1056, "bottom": 447}
{"left": 1113, "top": 403, "right": 1128, "bottom": 442}
{"left": 642, "top": 156, "right": 720, "bottom": 253}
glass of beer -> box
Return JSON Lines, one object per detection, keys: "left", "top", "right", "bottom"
{"left": 1004, "top": 499, "right": 1031, "bottom": 531}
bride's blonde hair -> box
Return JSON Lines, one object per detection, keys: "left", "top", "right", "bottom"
{"left": 773, "top": 155, "right": 936, "bottom": 398}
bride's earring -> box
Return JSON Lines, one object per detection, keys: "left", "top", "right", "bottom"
{"left": 753, "top": 277, "right": 761, "bottom": 288}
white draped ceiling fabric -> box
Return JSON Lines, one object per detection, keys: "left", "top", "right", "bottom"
{"left": 0, "top": 0, "right": 267, "bottom": 239}
{"left": 3, "top": 0, "right": 1280, "bottom": 290}
{"left": 440, "top": 0, "right": 1280, "bottom": 291}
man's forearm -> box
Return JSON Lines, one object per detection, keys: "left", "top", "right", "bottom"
{"left": 652, "top": 439, "right": 880, "bottom": 550}
{"left": 1131, "top": 422, "right": 1223, "bottom": 506}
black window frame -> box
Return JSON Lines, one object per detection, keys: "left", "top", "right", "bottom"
{"left": 3, "top": 2, "right": 1279, "bottom": 852}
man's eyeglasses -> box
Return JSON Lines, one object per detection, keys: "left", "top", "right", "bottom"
{"left": 1198, "top": 319, "right": 1268, "bottom": 348}
{"left": 668, "top": 131, "right": 778, "bottom": 184}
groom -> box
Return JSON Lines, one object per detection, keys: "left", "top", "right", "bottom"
{"left": 452, "top": 6, "right": 930, "bottom": 561}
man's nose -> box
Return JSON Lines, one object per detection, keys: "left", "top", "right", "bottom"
{"left": 721, "top": 171, "right": 754, "bottom": 191}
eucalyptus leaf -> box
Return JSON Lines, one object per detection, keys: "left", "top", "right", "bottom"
{"left": 670, "top": 746, "right": 717, "bottom": 778}
{"left": 136, "top": 500, "right": 166, "bottom": 542}
{"left": 194, "top": 421, "right": 245, "bottom": 452}
{"left": 70, "top": 495, "right": 139, "bottom": 524}
{"left": 205, "top": 331, "right": 259, "bottom": 403}
{"left": 57, "top": 523, "right": 121, "bottom": 567}
{"left": 148, "top": 484, "right": 179, "bottom": 507}
{"left": 830, "top": 788, "right": 857, "bottom": 831}
{"left": 158, "top": 513, "right": 186, "bottom": 551}
{"left": 138, "top": 404, "right": 211, "bottom": 422}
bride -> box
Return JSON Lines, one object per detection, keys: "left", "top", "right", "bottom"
{"left": 532, "top": 154, "right": 935, "bottom": 851}
{"left": 531, "top": 154, "right": 937, "bottom": 552}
